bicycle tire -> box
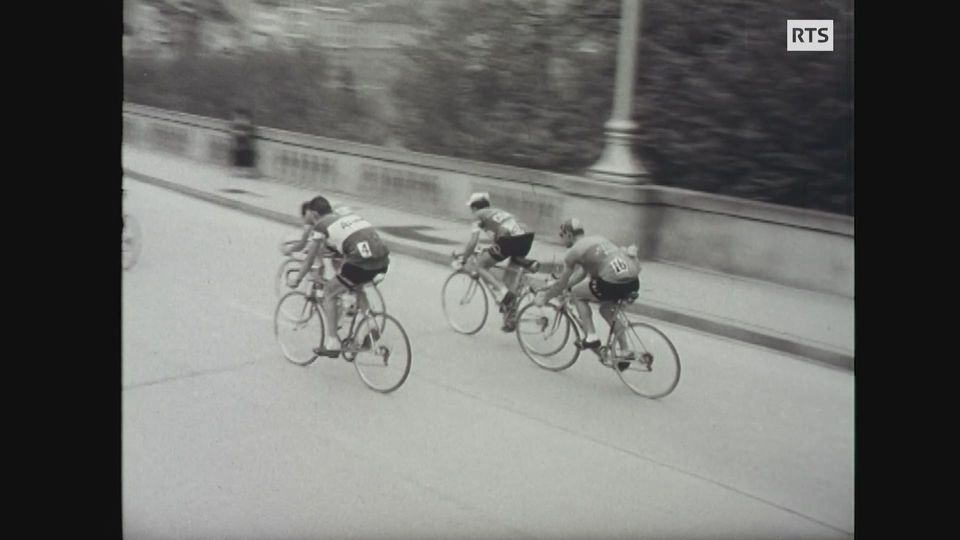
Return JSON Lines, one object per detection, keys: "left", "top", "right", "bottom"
{"left": 275, "top": 257, "right": 320, "bottom": 298}
{"left": 274, "top": 291, "right": 325, "bottom": 366}
{"left": 351, "top": 312, "right": 412, "bottom": 393}
{"left": 611, "top": 321, "right": 681, "bottom": 399}
{"left": 515, "top": 302, "right": 580, "bottom": 371}
{"left": 362, "top": 283, "right": 387, "bottom": 331}
{"left": 441, "top": 271, "right": 489, "bottom": 335}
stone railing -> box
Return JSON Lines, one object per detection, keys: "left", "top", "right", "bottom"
{"left": 122, "top": 103, "right": 855, "bottom": 297}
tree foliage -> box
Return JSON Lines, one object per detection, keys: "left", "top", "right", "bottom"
{"left": 123, "top": 47, "right": 388, "bottom": 144}
{"left": 392, "top": 0, "right": 853, "bottom": 215}
{"left": 124, "top": 0, "right": 854, "bottom": 215}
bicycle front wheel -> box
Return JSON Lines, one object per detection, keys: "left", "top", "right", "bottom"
{"left": 611, "top": 321, "right": 681, "bottom": 399}
{"left": 441, "top": 271, "right": 488, "bottom": 335}
{"left": 515, "top": 302, "right": 580, "bottom": 371}
{"left": 274, "top": 291, "right": 325, "bottom": 366}
{"left": 275, "top": 258, "right": 317, "bottom": 298}
{"left": 352, "top": 312, "right": 411, "bottom": 393}
{"left": 122, "top": 215, "right": 141, "bottom": 270}
{"left": 275, "top": 258, "right": 299, "bottom": 297}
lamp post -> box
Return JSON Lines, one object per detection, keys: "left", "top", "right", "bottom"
{"left": 587, "top": 0, "right": 650, "bottom": 184}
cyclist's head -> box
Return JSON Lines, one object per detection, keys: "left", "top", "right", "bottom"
{"left": 559, "top": 217, "right": 584, "bottom": 246}
{"left": 303, "top": 196, "right": 333, "bottom": 224}
{"left": 466, "top": 192, "right": 490, "bottom": 211}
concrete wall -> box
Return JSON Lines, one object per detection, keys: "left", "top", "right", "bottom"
{"left": 122, "top": 103, "right": 855, "bottom": 297}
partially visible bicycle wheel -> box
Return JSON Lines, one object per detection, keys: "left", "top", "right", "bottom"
{"left": 362, "top": 283, "right": 387, "bottom": 331}
{"left": 275, "top": 257, "right": 320, "bottom": 298}
{"left": 611, "top": 321, "right": 681, "bottom": 398}
{"left": 515, "top": 302, "right": 580, "bottom": 371}
{"left": 441, "top": 271, "right": 488, "bottom": 335}
{"left": 352, "top": 312, "right": 411, "bottom": 393}
{"left": 121, "top": 214, "right": 141, "bottom": 270}
{"left": 274, "top": 291, "right": 325, "bottom": 366}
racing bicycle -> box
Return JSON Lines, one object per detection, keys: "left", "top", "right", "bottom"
{"left": 274, "top": 271, "right": 411, "bottom": 393}
{"left": 514, "top": 286, "right": 681, "bottom": 398}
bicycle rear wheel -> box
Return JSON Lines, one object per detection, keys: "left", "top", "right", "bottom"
{"left": 361, "top": 283, "right": 387, "bottom": 330}
{"left": 122, "top": 214, "right": 141, "bottom": 270}
{"left": 515, "top": 303, "right": 580, "bottom": 371}
{"left": 441, "top": 271, "right": 488, "bottom": 335}
{"left": 274, "top": 291, "right": 325, "bottom": 366}
{"left": 352, "top": 312, "right": 411, "bottom": 393}
{"left": 611, "top": 321, "right": 681, "bottom": 398}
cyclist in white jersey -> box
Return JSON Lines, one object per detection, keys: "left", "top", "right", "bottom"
{"left": 284, "top": 196, "right": 390, "bottom": 356}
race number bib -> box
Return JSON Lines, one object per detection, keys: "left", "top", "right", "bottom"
{"left": 610, "top": 257, "right": 629, "bottom": 276}
{"left": 326, "top": 215, "right": 373, "bottom": 252}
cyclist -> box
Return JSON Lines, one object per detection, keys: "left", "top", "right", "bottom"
{"left": 455, "top": 192, "right": 540, "bottom": 331}
{"left": 533, "top": 218, "right": 641, "bottom": 371}
{"left": 288, "top": 195, "right": 390, "bottom": 356}
{"left": 282, "top": 202, "right": 358, "bottom": 281}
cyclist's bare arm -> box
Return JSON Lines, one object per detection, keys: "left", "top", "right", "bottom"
{"left": 293, "top": 236, "right": 326, "bottom": 285}
{"left": 460, "top": 229, "right": 481, "bottom": 261}
{"left": 282, "top": 225, "right": 314, "bottom": 256}
{"left": 567, "top": 265, "right": 588, "bottom": 288}
{"left": 541, "top": 262, "right": 578, "bottom": 301}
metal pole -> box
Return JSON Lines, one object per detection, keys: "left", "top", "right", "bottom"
{"left": 587, "top": 0, "right": 650, "bottom": 184}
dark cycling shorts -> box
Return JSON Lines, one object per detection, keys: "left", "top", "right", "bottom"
{"left": 337, "top": 260, "right": 389, "bottom": 289}
{"left": 488, "top": 233, "right": 534, "bottom": 263}
{"left": 588, "top": 277, "right": 639, "bottom": 302}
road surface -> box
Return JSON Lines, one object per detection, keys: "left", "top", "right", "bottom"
{"left": 122, "top": 181, "right": 854, "bottom": 539}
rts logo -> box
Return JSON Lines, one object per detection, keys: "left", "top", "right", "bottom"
{"left": 787, "top": 20, "right": 834, "bottom": 51}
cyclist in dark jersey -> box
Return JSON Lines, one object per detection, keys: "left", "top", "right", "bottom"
{"left": 456, "top": 192, "right": 540, "bottom": 331}
{"left": 535, "top": 218, "right": 641, "bottom": 367}
{"left": 287, "top": 195, "right": 390, "bottom": 355}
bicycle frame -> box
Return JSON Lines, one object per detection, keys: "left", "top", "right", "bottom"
{"left": 457, "top": 248, "right": 538, "bottom": 299}
{"left": 549, "top": 292, "right": 634, "bottom": 365}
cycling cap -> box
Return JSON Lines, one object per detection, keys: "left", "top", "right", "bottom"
{"left": 466, "top": 192, "right": 490, "bottom": 208}
{"left": 560, "top": 217, "right": 584, "bottom": 235}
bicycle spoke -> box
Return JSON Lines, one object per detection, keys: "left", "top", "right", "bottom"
{"left": 613, "top": 321, "right": 681, "bottom": 398}
{"left": 515, "top": 303, "right": 579, "bottom": 371}
{"left": 274, "top": 291, "right": 324, "bottom": 366}
{"left": 442, "top": 271, "right": 488, "bottom": 334}
{"left": 353, "top": 313, "right": 411, "bottom": 393}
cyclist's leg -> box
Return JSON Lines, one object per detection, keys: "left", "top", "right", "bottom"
{"left": 474, "top": 249, "right": 510, "bottom": 302}
{"left": 340, "top": 261, "right": 388, "bottom": 346}
{"left": 570, "top": 279, "right": 602, "bottom": 346}
{"left": 503, "top": 260, "right": 522, "bottom": 294}
{"left": 598, "top": 301, "right": 627, "bottom": 349}
{"left": 507, "top": 233, "right": 539, "bottom": 276}
{"left": 503, "top": 233, "right": 534, "bottom": 293}
{"left": 320, "top": 276, "right": 348, "bottom": 351}
{"left": 352, "top": 263, "right": 388, "bottom": 313}
{"left": 599, "top": 279, "right": 639, "bottom": 350}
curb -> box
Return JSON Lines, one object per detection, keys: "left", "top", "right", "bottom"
{"left": 124, "top": 169, "right": 854, "bottom": 371}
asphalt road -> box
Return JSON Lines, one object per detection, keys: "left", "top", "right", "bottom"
{"left": 122, "top": 181, "right": 854, "bottom": 540}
